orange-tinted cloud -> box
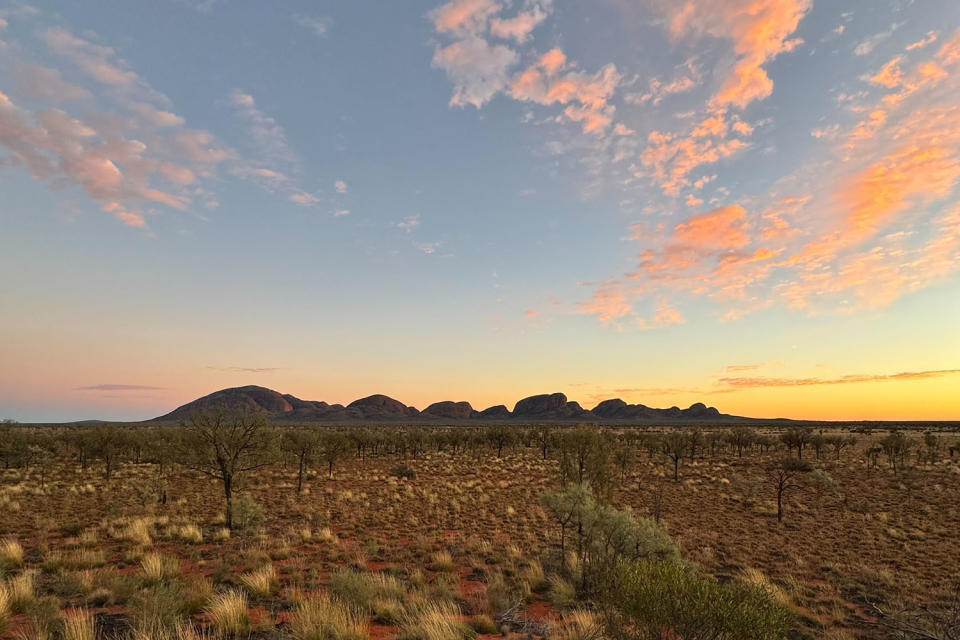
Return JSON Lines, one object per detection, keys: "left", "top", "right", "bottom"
{"left": 664, "top": 0, "right": 811, "bottom": 110}
{"left": 429, "top": 0, "right": 499, "bottom": 34}
{"left": 674, "top": 204, "right": 749, "bottom": 249}
{"left": 842, "top": 145, "right": 960, "bottom": 233}
{"left": 576, "top": 281, "right": 632, "bottom": 324}
{"left": 509, "top": 53, "right": 621, "bottom": 133}
{"left": 718, "top": 369, "right": 960, "bottom": 389}
{"left": 489, "top": 0, "right": 551, "bottom": 42}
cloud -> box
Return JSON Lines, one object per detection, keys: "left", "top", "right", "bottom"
{"left": 229, "top": 89, "right": 328, "bottom": 206}
{"left": 433, "top": 36, "right": 518, "bottom": 108}
{"left": 726, "top": 363, "right": 765, "bottom": 372}
{"left": 229, "top": 90, "right": 298, "bottom": 168}
{"left": 335, "top": 179, "right": 348, "bottom": 194}
{"left": 626, "top": 61, "right": 701, "bottom": 105}
{"left": 293, "top": 15, "right": 329, "bottom": 37}
{"left": 673, "top": 204, "right": 749, "bottom": 248}
{"left": 489, "top": 0, "right": 552, "bottom": 42}
{"left": 509, "top": 51, "right": 621, "bottom": 133}
{"left": 396, "top": 214, "right": 421, "bottom": 232}
{"left": 206, "top": 366, "right": 285, "bottom": 373}
{"left": 906, "top": 31, "right": 938, "bottom": 51}
{"left": 638, "top": 119, "right": 750, "bottom": 195}
{"left": 11, "top": 62, "right": 91, "bottom": 103}
{"left": 854, "top": 23, "right": 902, "bottom": 56}
{"left": 524, "top": 308, "right": 540, "bottom": 317}
{"left": 636, "top": 299, "right": 685, "bottom": 330}
{"left": 289, "top": 191, "right": 320, "bottom": 206}
{"left": 429, "top": 0, "right": 621, "bottom": 135}
{"left": 661, "top": 0, "right": 811, "bottom": 110}
{"left": 577, "top": 280, "right": 632, "bottom": 325}
{"left": 416, "top": 242, "right": 442, "bottom": 254}
{"left": 77, "top": 384, "right": 166, "bottom": 391}
{"left": 717, "top": 369, "right": 960, "bottom": 389}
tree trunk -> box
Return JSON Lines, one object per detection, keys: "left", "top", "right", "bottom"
{"left": 224, "top": 474, "right": 234, "bottom": 530}
{"left": 297, "top": 453, "right": 306, "bottom": 494}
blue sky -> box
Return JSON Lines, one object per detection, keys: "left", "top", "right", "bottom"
{"left": 1, "top": 0, "right": 959, "bottom": 421}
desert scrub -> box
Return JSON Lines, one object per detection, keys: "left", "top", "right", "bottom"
{"left": 205, "top": 590, "right": 250, "bottom": 635}
{"left": 603, "top": 560, "right": 791, "bottom": 640}
{"left": 468, "top": 614, "right": 498, "bottom": 635}
{"left": 178, "top": 524, "right": 204, "bottom": 544}
{"left": 140, "top": 552, "right": 181, "bottom": 584}
{"left": 5, "top": 569, "right": 36, "bottom": 611}
{"left": 289, "top": 592, "right": 369, "bottom": 640}
{"left": 400, "top": 601, "right": 475, "bottom": 640}
{"left": 61, "top": 608, "right": 96, "bottom": 640}
{"left": 0, "top": 584, "right": 9, "bottom": 635}
{"left": 239, "top": 564, "right": 277, "bottom": 597}
{"left": 548, "top": 575, "right": 577, "bottom": 611}
{"left": 550, "top": 609, "right": 605, "bottom": 640}
{"left": 329, "top": 569, "right": 406, "bottom": 613}
{"left": 0, "top": 539, "right": 24, "bottom": 571}
{"left": 431, "top": 550, "right": 456, "bottom": 573}
{"left": 231, "top": 493, "right": 266, "bottom": 533}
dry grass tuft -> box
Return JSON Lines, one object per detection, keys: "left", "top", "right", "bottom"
{"left": 289, "top": 592, "right": 369, "bottom": 640}
{"left": 0, "top": 539, "right": 24, "bottom": 569}
{"left": 431, "top": 550, "right": 456, "bottom": 573}
{"left": 178, "top": 525, "right": 203, "bottom": 544}
{"left": 140, "top": 552, "right": 180, "bottom": 583}
{"left": 5, "top": 570, "right": 36, "bottom": 611}
{"left": 0, "top": 585, "right": 10, "bottom": 635}
{"left": 239, "top": 564, "right": 277, "bottom": 597}
{"left": 205, "top": 590, "right": 250, "bottom": 635}
{"left": 400, "top": 601, "right": 473, "bottom": 640}
{"left": 61, "top": 608, "right": 96, "bottom": 640}
{"left": 550, "top": 609, "right": 605, "bottom": 640}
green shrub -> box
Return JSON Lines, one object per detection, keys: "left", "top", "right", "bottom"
{"left": 389, "top": 464, "right": 417, "bottom": 480}
{"left": 601, "top": 559, "right": 791, "bottom": 640}
{"left": 232, "top": 493, "right": 266, "bottom": 533}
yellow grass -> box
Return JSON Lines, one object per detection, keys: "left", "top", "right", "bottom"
{"left": 289, "top": 592, "right": 369, "bottom": 640}
{"left": 61, "top": 608, "right": 96, "bottom": 640}
{"left": 205, "top": 590, "right": 249, "bottom": 635}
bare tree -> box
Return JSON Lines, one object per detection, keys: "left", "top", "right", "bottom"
{"left": 768, "top": 457, "right": 811, "bottom": 523}
{"left": 179, "top": 408, "right": 273, "bottom": 530}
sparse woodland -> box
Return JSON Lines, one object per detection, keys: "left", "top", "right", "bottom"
{"left": 0, "top": 414, "right": 958, "bottom": 640}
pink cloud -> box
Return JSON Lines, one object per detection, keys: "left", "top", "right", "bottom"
{"left": 663, "top": 0, "right": 811, "bottom": 110}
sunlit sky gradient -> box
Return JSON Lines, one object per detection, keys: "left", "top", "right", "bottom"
{"left": 1, "top": 0, "right": 959, "bottom": 422}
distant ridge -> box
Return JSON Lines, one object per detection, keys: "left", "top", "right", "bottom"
{"left": 150, "top": 385, "right": 742, "bottom": 423}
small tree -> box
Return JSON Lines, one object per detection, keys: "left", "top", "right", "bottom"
{"left": 880, "top": 431, "right": 911, "bottom": 472}
{"left": 320, "top": 432, "right": 350, "bottom": 478}
{"left": 90, "top": 426, "right": 125, "bottom": 480}
{"left": 727, "top": 427, "right": 755, "bottom": 458}
{"left": 179, "top": 408, "right": 273, "bottom": 530}
{"left": 780, "top": 427, "right": 813, "bottom": 460}
{"left": 486, "top": 425, "right": 515, "bottom": 459}
{"left": 283, "top": 428, "right": 320, "bottom": 493}
{"left": 662, "top": 432, "right": 687, "bottom": 482}
{"left": 768, "top": 457, "right": 811, "bottom": 523}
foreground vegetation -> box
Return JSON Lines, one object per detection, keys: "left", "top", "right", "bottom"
{"left": 0, "top": 414, "right": 958, "bottom": 639}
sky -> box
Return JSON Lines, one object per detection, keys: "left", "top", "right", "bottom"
{"left": 1, "top": 0, "right": 959, "bottom": 422}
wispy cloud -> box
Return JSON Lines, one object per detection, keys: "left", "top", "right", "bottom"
{"left": 717, "top": 369, "right": 960, "bottom": 388}
{"left": 293, "top": 15, "right": 330, "bottom": 38}
{"left": 0, "top": 24, "right": 230, "bottom": 230}
{"left": 206, "top": 366, "right": 285, "bottom": 373}
{"left": 77, "top": 384, "right": 166, "bottom": 391}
